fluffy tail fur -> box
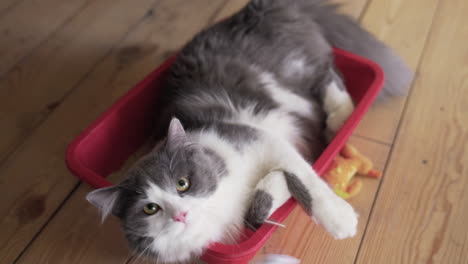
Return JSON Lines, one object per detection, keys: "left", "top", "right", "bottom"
{"left": 310, "top": 1, "right": 414, "bottom": 98}
{"left": 250, "top": 0, "right": 414, "bottom": 99}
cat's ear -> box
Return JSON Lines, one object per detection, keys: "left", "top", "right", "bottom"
{"left": 86, "top": 186, "right": 120, "bottom": 222}
{"left": 167, "top": 117, "right": 186, "bottom": 146}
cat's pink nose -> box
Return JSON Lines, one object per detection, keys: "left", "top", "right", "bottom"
{"left": 173, "top": 211, "right": 187, "bottom": 223}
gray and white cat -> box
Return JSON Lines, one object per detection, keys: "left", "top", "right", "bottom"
{"left": 87, "top": 0, "right": 412, "bottom": 262}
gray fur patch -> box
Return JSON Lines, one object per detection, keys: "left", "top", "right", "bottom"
{"left": 245, "top": 190, "right": 273, "bottom": 230}
{"left": 284, "top": 172, "right": 313, "bottom": 215}
{"left": 290, "top": 110, "right": 326, "bottom": 162}
{"left": 201, "top": 147, "right": 228, "bottom": 178}
{"left": 305, "top": 0, "right": 414, "bottom": 98}
{"left": 126, "top": 233, "right": 154, "bottom": 255}
{"left": 165, "top": 58, "right": 281, "bottom": 130}
{"left": 208, "top": 122, "right": 259, "bottom": 150}
{"left": 131, "top": 142, "right": 226, "bottom": 197}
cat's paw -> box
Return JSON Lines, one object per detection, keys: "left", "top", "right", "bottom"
{"left": 245, "top": 189, "right": 273, "bottom": 230}
{"left": 325, "top": 102, "right": 354, "bottom": 141}
{"left": 312, "top": 195, "right": 358, "bottom": 239}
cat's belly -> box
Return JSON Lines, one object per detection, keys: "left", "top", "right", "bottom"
{"left": 236, "top": 109, "right": 305, "bottom": 144}
{"left": 235, "top": 70, "right": 324, "bottom": 160}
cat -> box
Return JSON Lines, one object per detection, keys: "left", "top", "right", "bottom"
{"left": 86, "top": 0, "right": 413, "bottom": 263}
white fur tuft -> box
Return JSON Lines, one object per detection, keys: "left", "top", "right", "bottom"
{"left": 323, "top": 80, "right": 354, "bottom": 135}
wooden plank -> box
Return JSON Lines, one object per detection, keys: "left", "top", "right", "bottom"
{"left": 356, "top": 0, "right": 468, "bottom": 263}
{"left": 0, "top": 0, "right": 156, "bottom": 168}
{"left": 252, "top": 136, "right": 390, "bottom": 263}
{"left": 0, "top": 0, "right": 23, "bottom": 17}
{"left": 16, "top": 144, "right": 152, "bottom": 264}
{"left": 0, "top": 0, "right": 160, "bottom": 260}
{"left": 213, "top": 0, "right": 248, "bottom": 21}
{"left": 12, "top": 1, "right": 227, "bottom": 263}
{"left": 0, "top": 0, "right": 91, "bottom": 76}
{"left": 213, "top": 0, "right": 369, "bottom": 23}
{"left": 353, "top": 0, "right": 440, "bottom": 144}
{"left": 331, "top": 0, "right": 369, "bottom": 19}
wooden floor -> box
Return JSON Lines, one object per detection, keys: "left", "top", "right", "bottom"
{"left": 1, "top": 0, "right": 467, "bottom": 263}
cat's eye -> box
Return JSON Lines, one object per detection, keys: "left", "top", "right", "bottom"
{"left": 143, "top": 203, "right": 160, "bottom": 215}
{"left": 176, "top": 177, "right": 190, "bottom": 192}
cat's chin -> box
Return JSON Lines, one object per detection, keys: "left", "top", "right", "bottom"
{"left": 170, "top": 221, "right": 187, "bottom": 234}
{"left": 135, "top": 224, "right": 226, "bottom": 263}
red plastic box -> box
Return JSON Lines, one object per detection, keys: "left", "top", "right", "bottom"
{"left": 66, "top": 48, "right": 384, "bottom": 264}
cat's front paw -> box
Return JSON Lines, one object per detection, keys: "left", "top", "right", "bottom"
{"left": 312, "top": 195, "right": 358, "bottom": 239}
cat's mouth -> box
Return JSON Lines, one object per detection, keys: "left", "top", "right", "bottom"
{"left": 167, "top": 222, "right": 191, "bottom": 239}
{"left": 175, "top": 222, "right": 187, "bottom": 229}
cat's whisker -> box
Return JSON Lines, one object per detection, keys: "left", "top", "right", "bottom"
{"left": 223, "top": 229, "right": 236, "bottom": 243}
{"left": 155, "top": 250, "right": 161, "bottom": 264}
{"left": 125, "top": 229, "right": 165, "bottom": 264}
{"left": 243, "top": 219, "right": 258, "bottom": 231}
{"left": 140, "top": 241, "right": 164, "bottom": 264}
{"left": 264, "top": 219, "right": 286, "bottom": 228}
{"left": 215, "top": 169, "right": 228, "bottom": 179}
{"left": 134, "top": 238, "right": 155, "bottom": 264}
{"left": 202, "top": 206, "right": 245, "bottom": 246}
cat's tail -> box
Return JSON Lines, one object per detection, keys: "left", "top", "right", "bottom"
{"left": 306, "top": 1, "right": 414, "bottom": 99}
{"left": 248, "top": 0, "right": 414, "bottom": 99}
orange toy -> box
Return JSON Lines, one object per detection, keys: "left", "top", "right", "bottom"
{"left": 323, "top": 144, "right": 382, "bottom": 199}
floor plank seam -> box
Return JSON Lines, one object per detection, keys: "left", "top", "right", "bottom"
{"left": 357, "top": 0, "right": 372, "bottom": 21}
{"left": 0, "top": 0, "right": 27, "bottom": 18}
{"left": 352, "top": 134, "right": 392, "bottom": 147}
{"left": 0, "top": 0, "right": 159, "bottom": 171}
{"left": 206, "top": 0, "right": 231, "bottom": 24}
{"left": 0, "top": 0, "right": 93, "bottom": 78}
{"left": 352, "top": 0, "right": 444, "bottom": 262}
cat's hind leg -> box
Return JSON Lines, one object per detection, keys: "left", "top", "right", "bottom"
{"left": 321, "top": 69, "right": 355, "bottom": 141}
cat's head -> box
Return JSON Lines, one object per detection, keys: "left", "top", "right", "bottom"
{"left": 86, "top": 118, "right": 228, "bottom": 262}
